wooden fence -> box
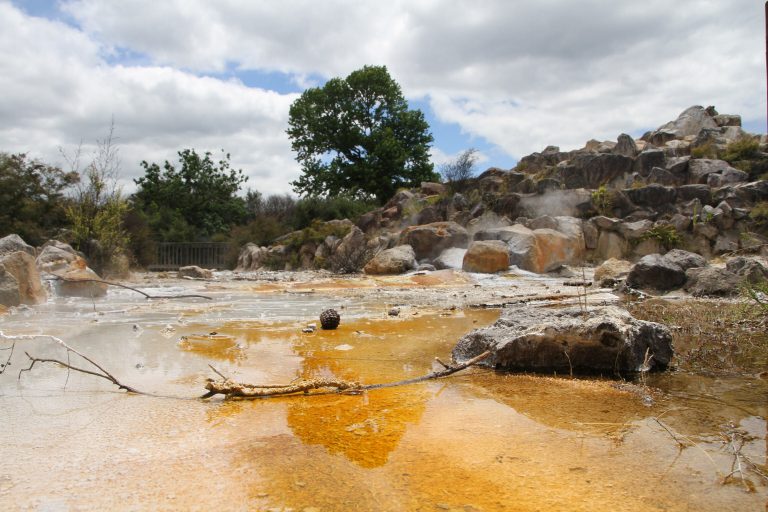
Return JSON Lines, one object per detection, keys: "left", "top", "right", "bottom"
{"left": 148, "top": 242, "right": 231, "bottom": 271}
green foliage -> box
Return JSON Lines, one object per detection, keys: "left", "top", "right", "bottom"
{"left": 749, "top": 201, "right": 768, "bottom": 234}
{"left": 287, "top": 65, "right": 435, "bottom": 203}
{"left": 721, "top": 138, "right": 760, "bottom": 162}
{"left": 133, "top": 149, "right": 247, "bottom": 241}
{"left": 690, "top": 141, "right": 719, "bottom": 159}
{"left": 742, "top": 279, "right": 768, "bottom": 315}
{"left": 641, "top": 225, "right": 681, "bottom": 250}
{"left": 441, "top": 148, "right": 478, "bottom": 193}
{"left": 591, "top": 185, "right": 612, "bottom": 216}
{"left": 0, "top": 152, "right": 78, "bottom": 245}
{"left": 291, "top": 195, "right": 377, "bottom": 230}
{"left": 63, "top": 127, "right": 131, "bottom": 275}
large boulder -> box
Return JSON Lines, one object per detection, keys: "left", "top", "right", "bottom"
{"left": 559, "top": 153, "right": 634, "bottom": 189}
{"left": 462, "top": 240, "right": 510, "bottom": 273}
{"left": 688, "top": 159, "right": 737, "bottom": 184}
{"left": 0, "top": 251, "right": 46, "bottom": 305}
{"left": 363, "top": 245, "right": 416, "bottom": 275}
{"left": 623, "top": 184, "right": 676, "bottom": 208}
{"left": 684, "top": 267, "right": 741, "bottom": 297}
{"left": 726, "top": 257, "right": 768, "bottom": 283}
{"left": 648, "top": 105, "right": 718, "bottom": 140}
{"left": 36, "top": 242, "right": 79, "bottom": 273}
{"left": 236, "top": 243, "right": 268, "bottom": 271}
{"left": 476, "top": 223, "right": 584, "bottom": 274}
{"left": 0, "top": 264, "right": 21, "bottom": 307}
{"left": 663, "top": 249, "right": 707, "bottom": 271}
{"left": 0, "top": 234, "right": 35, "bottom": 257}
{"left": 594, "top": 258, "right": 633, "bottom": 287}
{"left": 452, "top": 305, "right": 673, "bottom": 374}
{"left": 626, "top": 254, "right": 687, "bottom": 291}
{"left": 400, "top": 222, "right": 469, "bottom": 260}
{"left": 56, "top": 259, "right": 108, "bottom": 298}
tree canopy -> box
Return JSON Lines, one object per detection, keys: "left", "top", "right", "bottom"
{"left": 132, "top": 149, "right": 247, "bottom": 241}
{"left": 0, "top": 152, "right": 78, "bottom": 245}
{"left": 287, "top": 65, "right": 436, "bottom": 203}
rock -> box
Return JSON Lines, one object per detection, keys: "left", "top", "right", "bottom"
{"left": 669, "top": 214, "right": 692, "bottom": 233}
{"left": 592, "top": 216, "right": 620, "bottom": 231}
{"left": 618, "top": 220, "right": 653, "bottom": 240}
{"left": 626, "top": 254, "right": 687, "bottom": 291}
{"left": 582, "top": 221, "right": 599, "bottom": 249}
{"left": 400, "top": 222, "right": 469, "bottom": 260}
{"left": 0, "top": 234, "right": 35, "bottom": 257}
{"left": 56, "top": 258, "right": 108, "bottom": 298}
{"left": 714, "top": 114, "right": 741, "bottom": 127}
{"left": 36, "top": 243, "right": 79, "bottom": 273}
{"left": 706, "top": 167, "right": 749, "bottom": 188}
{"left": 528, "top": 215, "right": 558, "bottom": 230}
{"left": 462, "top": 241, "right": 510, "bottom": 273}
{"left": 535, "top": 178, "right": 562, "bottom": 194}
{"left": 416, "top": 205, "right": 443, "bottom": 225}
{"left": 650, "top": 105, "right": 718, "bottom": 139}
{"left": 493, "top": 193, "right": 522, "bottom": 218}
{"left": 420, "top": 182, "right": 445, "bottom": 195}
{"left": 559, "top": 153, "right": 634, "bottom": 189}
{"left": 433, "top": 248, "right": 467, "bottom": 270}
{"left": 594, "top": 258, "right": 633, "bottom": 287}
{"left": 726, "top": 257, "right": 768, "bottom": 283}
{"left": 363, "top": 245, "right": 416, "bottom": 275}
{"left": 595, "top": 231, "right": 629, "bottom": 260}
{"left": 662, "top": 249, "right": 707, "bottom": 271}
{"left": 178, "top": 265, "right": 213, "bottom": 279}
{"left": 646, "top": 167, "right": 678, "bottom": 186}
{"left": 684, "top": 267, "right": 741, "bottom": 297}
{"left": 416, "top": 263, "right": 436, "bottom": 272}
{"left": 0, "top": 264, "right": 21, "bottom": 307}
{"left": 356, "top": 210, "right": 382, "bottom": 233}
{"left": 0, "top": 251, "right": 46, "bottom": 304}
{"left": 634, "top": 149, "right": 666, "bottom": 176}
{"left": 614, "top": 133, "right": 637, "bottom": 157}
{"left": 452, "top": 305, "right": 673, "bottom": 374}
{"left": 633, "top": 238, "right": 662, "bottom": 258}
{"left": 624, "top": 184, "right": 676, "bottom": 208}
{"left": 676, "top": 184, "right": 712, "bottom": 204}
{"left": 688, "top": 159, "right": 735, "bottom": 184}
{"left": 518, "top": 188, "right": 594, "bottom": 218}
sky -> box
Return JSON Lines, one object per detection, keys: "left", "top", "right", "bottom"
{"left": 1, "top": 0, "right": 766, "bottom": 197}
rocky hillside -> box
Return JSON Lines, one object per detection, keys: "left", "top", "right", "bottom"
{"left": 237, "top": 105, "right": 768, "bottom": 283}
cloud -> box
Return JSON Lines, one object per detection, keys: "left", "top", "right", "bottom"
{"left": 0, "top": 2, "right": 300, "bottom": 194}
{"left": 1, "top": 0, "right": 765, "bottom": 197}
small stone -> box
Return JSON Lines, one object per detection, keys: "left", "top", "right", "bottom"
{"left": 388, "top": 307, "right": 400, "bottom": 317}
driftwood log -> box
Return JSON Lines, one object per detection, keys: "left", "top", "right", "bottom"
{"left": 201, "top": 351, "right": 492, "bottom": 399}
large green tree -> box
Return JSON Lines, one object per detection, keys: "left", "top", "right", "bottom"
{"left": 287, "top": 65, "right": 435, "bottom": 203}
{"left": 132, "top": 149, "right": 247, "bottom": 241}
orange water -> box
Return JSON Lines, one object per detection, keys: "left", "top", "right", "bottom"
{"left": 1, "top": 306, "right": 765, "bottom": 511}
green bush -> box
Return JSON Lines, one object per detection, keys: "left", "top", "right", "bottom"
{"left": 641, "top": 225, "right": 681, "bottom": 250}
{"left": 591, "top": 185, "right": 612, "bottom": 216}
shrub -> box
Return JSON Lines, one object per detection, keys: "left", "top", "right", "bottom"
{"left": 591, "top": 185, "right": 613, "bottom": 216}
{"left": 641, "top": 225, "right": 681, "bottom": 250}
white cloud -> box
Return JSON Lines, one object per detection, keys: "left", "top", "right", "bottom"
{"left": 1, "top": 0, "right": 765, "bottom": 196}
{"left": 0, "top": 2, "right": 300, "bottom": 195}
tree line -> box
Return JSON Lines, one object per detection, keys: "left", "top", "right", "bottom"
{"left": 0, "top": 65, "right": 478, "bottom": 274}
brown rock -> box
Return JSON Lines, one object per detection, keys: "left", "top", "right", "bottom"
{"left": 400, "top": 222, "right": 469, "bottom": 260}
{"left": 0, "top": 251, "right": 46, "bottom": 304}
{"left": 57, "top": 258, "right": 108, "bottom": 298}
{"left": 462, "top": 241, "right": 510, "bottom": 273}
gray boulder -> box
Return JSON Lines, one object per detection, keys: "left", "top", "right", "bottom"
{"left": 363, "top": 245, "right": 416, "bottom": 275}
{"left": 684, "top": 267, "right": 740, "bottom": 297}
{"left": 36, "top": 243, "right": 79, "bottom": 273}
{"left": 0, "top": 264, "right": 21, "bottom": 307}
{"left": 236, "top": 243, "right": 268, "bottom": 271}
{"left": 726, "top": 257, "right": 768, "bottom": 284}
{"left": 688, "top": 159, "right": 736, "bottom": 184}
{"left": 559, "top": 153, "right": 633, "bottom": 189}
{"left": 623, "top": 184, "right": 676, "bottom": 208}
{"left": 626, "top": 254, "right": 687, "bottom": 291}
{"left": 0, "top": 234, "right": 35, "bottom": 257}
{"left": 452, "top": 305, "right": 673, "bottom": 374}
{"left": 614, "top": 133, "right": 637, "bottom": 158}
{"left": 663, "top": 249, "right": 707, "bottom": 271}
{"left": 651, "top": 105, "right": 718, "bottom": 139}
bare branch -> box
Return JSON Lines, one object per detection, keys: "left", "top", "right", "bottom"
{"left": 49, "top": 273, "right": 213, "bottom": 300}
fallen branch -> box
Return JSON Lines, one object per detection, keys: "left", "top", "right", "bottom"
{"left": 2, "top": 331, "right": 144, "bottom": 394}
{"left": 0, "top": 340, "right": 15, "bottom": 374}
{"left": 49, "top": 273, "right": 213, "bottom": 300}
{"left": 202, "top": 351, "right": 492, "bottom": 399}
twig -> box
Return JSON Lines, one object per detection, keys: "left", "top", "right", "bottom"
{"left": 203, "top": 351, "right": 492, "bottom": 399}
{"left": 2, "top": 331, "right": 144, "bottom": 394}
{"left": 0, "top": 341, "right": 15, "bottom": 374}
{"left": 49, "top": 273, "right": 213, "bottom": 300}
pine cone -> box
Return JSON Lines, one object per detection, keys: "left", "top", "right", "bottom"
{"left": 320, "top": 308, "right": 340, "bottom": 330}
